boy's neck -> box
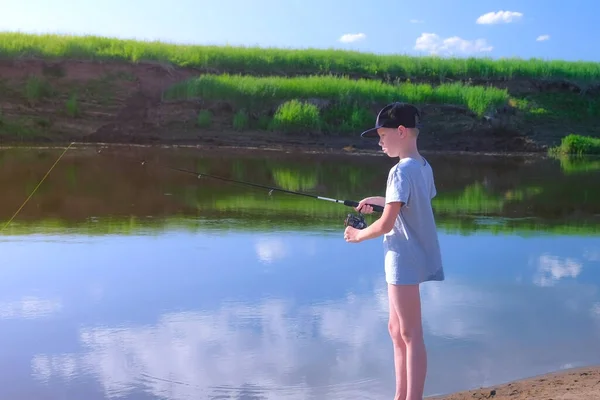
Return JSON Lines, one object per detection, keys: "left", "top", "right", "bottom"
{"left": 397, "top": 142, "right": 421, "bottom": 160}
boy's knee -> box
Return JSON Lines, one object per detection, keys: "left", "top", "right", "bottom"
{"left": 388, "top": 318, "right": 401, "bottom": 340}
{"left": 399, "top": 326, "right": 423, "bottom": 344}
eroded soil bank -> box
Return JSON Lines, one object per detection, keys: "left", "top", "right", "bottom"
{"left": 0, "top": 58, "right": 595, "bottom": 154}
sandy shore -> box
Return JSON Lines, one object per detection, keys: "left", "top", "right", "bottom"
{"left": 430, "top": 366, "right": 600, "bottom": 399}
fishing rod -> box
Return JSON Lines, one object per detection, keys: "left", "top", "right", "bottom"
{"left": 137, "top": 157, "right": 384, "bottom": 228}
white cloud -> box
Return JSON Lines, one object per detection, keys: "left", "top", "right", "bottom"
{"left": 338, "top": 33, "right": 366, "bottom": 43}
{"left": 476, "top": 11, "right": 523, "bottom": 24}
{"left": 536, "top": 35, "right": 550, "bottom": 42}
{"left": 30, "top": 288, "right": 394, "bottom": 400}
{"left": 421, "top": 280, "right": 493, "bottom": 339}
{"left": 414, "top": 33, "right": 493, "bottom": 56}
{"left": 533, "top": 254, "right": 582, "bottom": 287}
{"left": 592, "top": 303, "right": 600, "bottom": 317}
{"left": 0, "top": 296, "right": 62, "bottom": 319}
{"left": 255, "top": 237, "right": 288, "bottom": 264}
{"left": 409, "top": 19, "right": 424, "bottom": 24}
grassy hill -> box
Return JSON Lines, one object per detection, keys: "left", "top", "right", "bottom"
{"left": 0, "top": 32, "right": 599, "bottom": 153}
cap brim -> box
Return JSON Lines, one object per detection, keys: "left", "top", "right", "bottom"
{"left": 361, "top": 123, "right": 423, "bottom": 138}
{"left": 360, "top": 126, "right": 380, "bottom": 138}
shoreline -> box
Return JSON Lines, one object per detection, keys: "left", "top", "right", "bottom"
{"left": 429, "top": 365, "right": 600, "bottom": 400}
{"left": 425, "top": 365, "right": 600, "bottom": 400}
{"left": 0, "top": 140, "right": 554, "bottom": 160}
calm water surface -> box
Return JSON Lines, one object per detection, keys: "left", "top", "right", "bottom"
{"left": 0, "top": 146, "right": 599, "bottom": 400}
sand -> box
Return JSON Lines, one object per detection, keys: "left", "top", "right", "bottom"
{"left": 431, "top": 366, "right": 600, "bottom": 399}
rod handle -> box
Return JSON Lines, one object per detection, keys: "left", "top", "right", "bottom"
{"left": 343, "top": 200, "right": 384, "bottom": 213}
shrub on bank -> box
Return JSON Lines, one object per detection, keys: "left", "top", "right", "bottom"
{"left": 196, "top": 110, "right": 212, "bottom": 128}
{"left": 549, "top": 134, "right": 600, "bottom": 155}
{"left": 270, "top": 100, "right": 321, "bottom": 134}
{"left": 232, "top": 110, "right": 249, "bottom": 131}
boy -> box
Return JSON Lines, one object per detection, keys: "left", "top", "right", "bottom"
{"left": 344, "top": 102, "right": 444, "bottom": 400}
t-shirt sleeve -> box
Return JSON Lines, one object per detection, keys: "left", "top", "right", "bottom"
{"left": 430, "top": 181, "right": 437, "bottom": 199}
{"left": 385, "top": 167, "right": 410, "bottom": 205}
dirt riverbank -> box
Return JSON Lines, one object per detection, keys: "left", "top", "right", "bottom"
{"left": 0, "top": 58, "right": 597, "bottom": 154}
{"left": 431, "top": 366, "right": 600, "bottom": 400}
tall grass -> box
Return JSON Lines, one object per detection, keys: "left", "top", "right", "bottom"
{"left": 164, "top": 74, "right": 509, "bottom": 117}
{"left": 2, "top": 32, "right": 600, "bottom": 83}
{"left": 270, "top": 100, "right": 322, "bottom": 134}
{"left": 549, "top": 134, "right": 600, "bottom": 155}
{"left": 512, "top": 93, "right": 600, "bottom": 124}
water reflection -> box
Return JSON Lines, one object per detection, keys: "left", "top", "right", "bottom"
{"left": 0, "top": 147, "right": 599, "bottom": 399}
{"left": 0, "top": 146, "right": 599, "bottom": 236}
{"left": 0, "top": 228, "right": 597, "bottom": 399}
{"left": 30, "top": 295, "right": 392, "bottom": 399}
{"left": 533, "top": 254, "right": 583, "bottom": 287}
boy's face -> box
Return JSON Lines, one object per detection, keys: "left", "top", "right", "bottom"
{"left": 377, "top": 126, "right": 406, "bottom": 157}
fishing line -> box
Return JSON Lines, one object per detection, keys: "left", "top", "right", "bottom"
{"left": 1, "top": 142, "right": 74, "bottom": 233}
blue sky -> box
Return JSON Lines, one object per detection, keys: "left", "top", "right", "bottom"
{"left": 1, "top": 0, "right": 598, "bottom": 61}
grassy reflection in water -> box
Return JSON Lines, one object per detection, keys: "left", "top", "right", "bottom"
{"left": 0, "top": 149, "right": 599, "bottom": 237}
{"left": 554, "top": 155, "right": 600, "bottom": 175}
{"left": 271, "top": 168, "right": 318, "bottom": 192}
{"left": 2, "top": 200, "right": 599, "bottom": 237}
{"left": 2, "top": 181, "right": 599, "bottom": 237}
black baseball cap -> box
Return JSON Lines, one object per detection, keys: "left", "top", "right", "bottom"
{"left": 360, "top": 102, "right": 422, "bottom": 138}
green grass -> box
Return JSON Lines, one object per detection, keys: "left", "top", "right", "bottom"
{"left": 65, "top": 94, "right": 80, "bottom": 117}
{"left": 196, "top": 110, "right": 212, "bottom": 127}
{"left": 0, "top": 113, "right": 43, "bottom": 138}
{"left": 232, "top": 110, "right": 249, "bottom": 131}
{"left": 163, "top": 74, "right": 509, "bottom": 117}
{"left": 270, "top": 100, "right": 322, "bottom": 134}
{"left": 2, "top": 32, "right": 600, "bottom": 84}
{"left": 549, "top": 134, "right": 600, "bottom": 155}
{"left": 24, "top": 75, "right": 53, "bottom": 105}
{"left": 512, "top": 93, "right": 600, "bottom": 124}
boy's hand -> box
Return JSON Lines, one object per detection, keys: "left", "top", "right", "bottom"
{"left": 344, "top": 226, "right": 362, "bottom": 243}
{"left": 355, "top": 197, "right": 376, "bottom": 214}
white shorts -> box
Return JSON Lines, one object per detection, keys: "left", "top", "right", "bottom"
{"left": 384, "top": 250, "right": 445, "bottom": 285}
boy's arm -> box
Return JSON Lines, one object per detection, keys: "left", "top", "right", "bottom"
{"left": 370, "top": 196, "right": 386, "bottom": 207}
{"left": 354, "top": 168, "right": 409, "bottom": 241}
{"left": 355, "top": 201, "right": 402, "bottom": 241}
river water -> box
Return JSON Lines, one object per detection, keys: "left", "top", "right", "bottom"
{"left": 1, "top": 145, "right": 599, "bottom": 400}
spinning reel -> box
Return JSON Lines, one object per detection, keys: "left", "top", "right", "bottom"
{"left": 344, "top": 212, "right": 368, "bottom": 230}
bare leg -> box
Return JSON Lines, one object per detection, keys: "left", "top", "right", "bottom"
{"left": 388, "top": 293, "right": 407, "bottom": 400}
{"left": 388, "top": 283, "right": 427, "bottom": 400}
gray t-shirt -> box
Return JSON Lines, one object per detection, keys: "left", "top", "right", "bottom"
{"left": 383, "top": 157, "right": 444, "bottom": 284}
